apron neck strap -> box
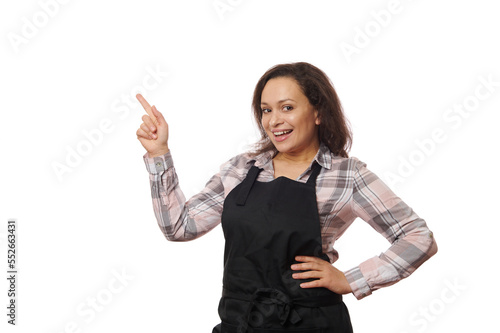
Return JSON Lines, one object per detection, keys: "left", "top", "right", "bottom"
{"left": 235, "top": 165, "right": 262, "bottom": 206}
{"left": 306, "top": 162, "right": 322, "bottom": 186}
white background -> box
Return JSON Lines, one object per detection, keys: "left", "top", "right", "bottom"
{"left": 1, "top": 0, "right": 499, "bottom": 332}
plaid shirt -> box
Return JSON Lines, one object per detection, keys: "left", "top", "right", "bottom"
{"left": 143, "top": 142, "right": 437, "bottom": 300}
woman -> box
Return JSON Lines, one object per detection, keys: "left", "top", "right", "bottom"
{"left": 136, "top": 62, "right": 438, "bottom": 332}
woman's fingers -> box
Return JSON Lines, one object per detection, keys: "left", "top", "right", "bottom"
{"left": 290, "top": 255, "right": 352, "bottom": 294}
{"left": 291, "top": 262, "right": 322, "bottom": 280}
{"left": 299, "top": 280, "right": 323, "bottom": 289}
{"left": 140, "top": 123, "right": 157, "bottom": 139}
{"left": 151, "top": 105, "right": 168, "bottom": 128}
{"left": 291, "top": 264, "right": 326, "bottom": 289}
{"left": 152, "top": 105, "right": 162, "bottom": 121}
{"left": 136, "top": 95, "right": 167, "bottom": 130}
{"left": 142, "top": 115, "right": 157, "bottom": 133}
{"left": 136, "top": 127, "right": 150, "bottom": 140}
{"left": 136, "top": 94, "right": 157, "bottom": 124}
{"left": 295, "top": 256, "right": 320, "bottom": 263}
{"left": 292, "top": 269, "right": 322, "bottom": 279}
{"left": 135, "top": 95, "right": 170, "bottom": 157}
{"left": 291, "top": 256, "right": 320, "bottom": 271}
{"left": 291, "top": 263, "right": 317, "bottom": 271}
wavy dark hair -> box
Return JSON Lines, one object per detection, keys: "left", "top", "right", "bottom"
{"left": 251, "top": 62, "right": 352, "bottom": 158}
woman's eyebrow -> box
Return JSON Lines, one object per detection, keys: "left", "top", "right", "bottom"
{"left": 261, "top": 98, "right": 296, "bottom": 105}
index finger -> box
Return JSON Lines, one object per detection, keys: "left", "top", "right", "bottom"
{"left": 136, "top": 94, "right": 156, "bottom": 122}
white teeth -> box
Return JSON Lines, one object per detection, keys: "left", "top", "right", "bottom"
{"left": 274, "top": 130, "right": 292, "bottom": 136}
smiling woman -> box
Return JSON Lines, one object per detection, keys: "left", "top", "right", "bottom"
{"left": 252, "top": 63, "right": 352, "bottom": 159}
{"left": 260, "top": 77, "right": 321, "bottom": 178}
{"left": 136, "top": 62, "right": 438, "bottom": 332}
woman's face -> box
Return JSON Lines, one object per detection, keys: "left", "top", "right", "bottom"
{"left": 261, "top": 77, "right": 320, "bottom": 157}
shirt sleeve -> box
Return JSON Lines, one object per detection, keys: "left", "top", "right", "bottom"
{"left": 143, "top": 150, "right": 225, "bottom": 241}
{"left": 343, "top": 159, "right": 438, "bottom": 300}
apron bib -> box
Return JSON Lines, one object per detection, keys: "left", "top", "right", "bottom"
{"left": 213, "top": 162, "right": 353, "bottom": 333}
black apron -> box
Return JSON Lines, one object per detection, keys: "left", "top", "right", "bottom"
{"left": 213, "top": 162, "right": 354, "bottom": 333}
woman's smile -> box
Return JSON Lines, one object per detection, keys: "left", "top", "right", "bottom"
{"left": 271, "top": 129, "right": 293, "bottom": 141}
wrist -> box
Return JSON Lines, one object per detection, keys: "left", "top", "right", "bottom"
{"left": 149, "top": 147, "right": 170, "bottom": 158}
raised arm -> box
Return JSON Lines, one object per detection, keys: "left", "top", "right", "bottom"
{"left": 137, "top": 94, "right": 224, "bottom": 241}
{"left": 143, "top": 151, "right": 225, "bottom": 241}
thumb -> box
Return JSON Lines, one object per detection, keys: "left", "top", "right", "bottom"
{"left": 152, "top": 105, "right": 166, "bottom": 125}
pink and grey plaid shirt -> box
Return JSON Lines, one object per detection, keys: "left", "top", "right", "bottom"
{"left": 143, "top": 142, "right": 437, "bottom": 300}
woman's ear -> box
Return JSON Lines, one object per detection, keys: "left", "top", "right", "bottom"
{"left": 314, "top": 110, "right": 321, "bottom": 125}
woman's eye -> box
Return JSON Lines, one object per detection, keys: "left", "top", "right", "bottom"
{"left": 283, "top": 106, "right": 293, "bottom": 111}
{"left": 262, "top": 108, "right": 271, "bottom": 113}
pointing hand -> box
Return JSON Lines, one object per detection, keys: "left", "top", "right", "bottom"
{"left": 135, "top": 94, "right": 170, "bottom": 157}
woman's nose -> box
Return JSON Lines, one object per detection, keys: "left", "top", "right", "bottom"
{"left": 269, "top": 112, "right": 282, "bottom": 127}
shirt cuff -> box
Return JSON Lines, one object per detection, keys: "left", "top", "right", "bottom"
{"left": 143, "top": 150, "right": 174, "bottom": 174}
{"left": 344, "top": 266, "right": 372, "bottom": 300}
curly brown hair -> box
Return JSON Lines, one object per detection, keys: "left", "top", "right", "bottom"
{"left": 251, "top": 62, "right": 352, "bottom": 158}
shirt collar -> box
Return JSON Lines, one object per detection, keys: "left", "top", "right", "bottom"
{"left": 249, "top": 141, "right": 333, "bottom": 170}
{"left": 314, "top": 141, "right": 333, "bottom": 170}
